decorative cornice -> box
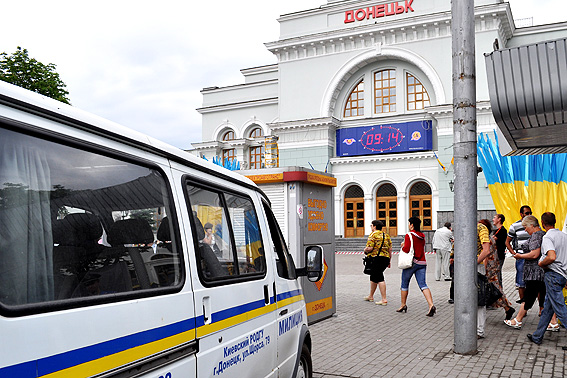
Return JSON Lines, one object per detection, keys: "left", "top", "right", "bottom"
{"left": 268, "top": 116, "right": 340, "bottom": 131}
{"left": 197, "top": 97, "right": 279, "bottom": 114}
{"left": 266, "top": 3, "right": 510, "bottom": 63}
{"left": 330, "top": 151, "right": 435, "bottom": 165}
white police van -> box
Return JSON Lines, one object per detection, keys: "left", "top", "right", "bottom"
{"left": 0, "top": 81, "right": 323, "bottom": 378}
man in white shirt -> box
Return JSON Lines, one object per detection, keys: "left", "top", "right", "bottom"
{"left": 527, "top": 212, "right": 567, "bottom": 345}
{"left": 432, "top": 222, "right": 453, "bottom": 281}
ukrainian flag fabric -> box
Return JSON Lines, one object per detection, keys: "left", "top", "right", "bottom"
{"left": 477, "top": 132, "right": 567, "bottom": 230}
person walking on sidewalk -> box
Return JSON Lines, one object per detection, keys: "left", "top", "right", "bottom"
{"left": 433, "top": 222, "right": 453, "bottom": 281}
{"left": 478, "top": 219, "right": 515, "bottom": 322}
{"left": 477, "top": 220, "right": 492, "bottom": 339}
{"left": 504, "top": 215, "right": 545, "bottom": 330}
{"left": 492, "top": 213, "right": 508, "bottom": 287}
{"left": 363, "top": 220, "right": 392, "bottom": 305}
{"left": 397, "top": 217, "right": 436, "bottom": 317}
{"left": 506, "top": 205, "right": 532, "bottom": 303}
{"left": 527, "top": 212, "right": 567, "bottom": 345}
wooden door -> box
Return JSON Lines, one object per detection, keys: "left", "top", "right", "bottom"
{"left": 344, "top": 198, "right": 365, "bottom": 237}
{"left": 409, "top": 195, "right": 432, "bottom": 230}
{"left": 376, "top": 196, "right": 398, "bottom": 236}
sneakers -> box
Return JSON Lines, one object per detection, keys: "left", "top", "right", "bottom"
{"left": 504, "top": 318, "right": 522, "bottom": 329}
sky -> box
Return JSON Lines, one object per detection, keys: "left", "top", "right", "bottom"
{"left": 1, "top": 0, "right": 565, "bottom": 150}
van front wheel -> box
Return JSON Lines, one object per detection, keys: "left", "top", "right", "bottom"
{"left": 296, "top": 343, "right": 312, "bottom": 378}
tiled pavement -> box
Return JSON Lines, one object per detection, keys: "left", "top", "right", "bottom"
{"left": 309, "top": 254, "right": 567, "bottom": 378}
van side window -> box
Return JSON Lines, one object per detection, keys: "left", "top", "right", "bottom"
{"left": 262, "top": 202, "right": 296, "bottom": 280}
{"left": 0, "top": 127, "right": 182, "bottom": 310}
{"left": 186, "top": 184, "right": 266, "bottom": 282}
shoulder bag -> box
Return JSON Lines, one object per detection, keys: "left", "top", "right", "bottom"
{"left": 397, "top": 232, "right": 414, "bottom": 269}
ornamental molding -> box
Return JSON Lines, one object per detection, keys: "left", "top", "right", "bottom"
{"left": 268, "top": 116, "right": 340, "bottom": 131}
{"left": 330, "top": 151, "right": 435, "bottom": 165}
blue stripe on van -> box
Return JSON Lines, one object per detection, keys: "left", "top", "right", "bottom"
{"left": 277, "top": 289, "right": 303, "bottom": 302}
{"left": 0, "top": 360, "right": 37, "bottom": 377}
{"left": 0, "top": 318, "right": 196, "bottom": 378}
{"left": 212, "top": 298, "right": 267, "bottom": 323}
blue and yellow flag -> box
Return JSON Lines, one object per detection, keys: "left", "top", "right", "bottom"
{"left": 477, "top": 132, "right": 567, "bottom": 230}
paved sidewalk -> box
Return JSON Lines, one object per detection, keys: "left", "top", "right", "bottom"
{"left": 309, "top": 254, "right": 567, "bottom": 378}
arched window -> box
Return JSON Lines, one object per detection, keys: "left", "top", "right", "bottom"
{"left": 409, "top": 181, "right": 432, "bottom": 230}
{"left": 222, "top": 130, "right": 235, "bottom": 162}
{"left": 248, "top": 128, "right": 264, "bottom": 169}
{"left": 374, "top": 69, "right": 396, "bottom": 114}
{"left": 249, "top": 128, "right": 263, "bottom": 139}
{"left": 344, "top": 80, "right": 364, "bottom": 118}
{"left": 222, "top": 130, "right": 235, "bottom": 141}
{"left": 407, "top": 73, "right": 430, "bottom": 110}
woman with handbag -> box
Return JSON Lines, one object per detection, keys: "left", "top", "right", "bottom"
{"left": 397, "top": 217, "right": 436, "bottom": 316}
{"left": 504, "top": 215, "right": 547, "bottom": 329}
{"left": 363, "top": 220, "right": 392, "bottom": 305}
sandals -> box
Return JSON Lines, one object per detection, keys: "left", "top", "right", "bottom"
{"left": 504, "top": 318, "right": 522, "bottom": 329}
{"left": 363, "top": 296, "right": 374, "bottom": 302}
{"left": 547, "top": 323, "right": 560, "bottom": 332}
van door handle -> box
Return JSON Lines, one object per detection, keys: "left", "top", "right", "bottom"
{"left": 264, "top": 285, "right": 270, "bottom": 305}
{"left": 280, "top": 309, "right": 288, "bottom": 316}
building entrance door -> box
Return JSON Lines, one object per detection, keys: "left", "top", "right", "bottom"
{"left": 409, "top": 181, "right": 432, "bottom": 231}
{"left": 376, "top": 183, "right": 398, "bottom": 236}
{"left": 344, "top": 185, "right": 364, "bottom": 238}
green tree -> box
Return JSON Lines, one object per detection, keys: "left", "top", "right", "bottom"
{"left": 0, "top": 47, "right": 70, "bottom": 104}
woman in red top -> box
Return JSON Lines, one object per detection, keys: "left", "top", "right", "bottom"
{"left": 397, "top": 217, "right": 436, "bottom": 316}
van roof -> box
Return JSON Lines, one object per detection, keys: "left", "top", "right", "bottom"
{"left": 0, "top": 80, "right": 257, "bottom": 190}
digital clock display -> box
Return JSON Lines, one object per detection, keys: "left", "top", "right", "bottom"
{"left": 336, "top": 121, "right": 432, "bottom": 157}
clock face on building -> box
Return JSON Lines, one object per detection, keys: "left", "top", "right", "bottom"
{"left": 360, "top": 125, "right": 405, "bottom": 152}
{"left": 336, "top": 120, "right": 432, "bottom": 157}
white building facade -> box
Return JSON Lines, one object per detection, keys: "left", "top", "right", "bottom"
{"left": 192, "top": 0, "right": 567, "bottom": 238}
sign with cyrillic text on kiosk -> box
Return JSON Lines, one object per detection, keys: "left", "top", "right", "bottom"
{"left": 336, "top": 120, "right": 432, "bottom": 157}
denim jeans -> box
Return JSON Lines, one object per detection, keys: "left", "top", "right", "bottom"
{"left": 531, "top": 271, "right": 567, "bottom": 342}
{"left": 516, "top": 258, "right": 525, "bottom": 288}
{"left": 401, "top": 263, "right": 428, "bottom": 291}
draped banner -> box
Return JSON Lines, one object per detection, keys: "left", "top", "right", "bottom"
{"left": 477, "top": 132, "right": 567, "bottom": 230}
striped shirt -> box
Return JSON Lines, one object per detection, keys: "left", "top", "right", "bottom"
{"left": 508, "top": 219, "right": 530, "bottom": 253}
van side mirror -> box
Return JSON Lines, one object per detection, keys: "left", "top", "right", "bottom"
{"left": 297, "top": 245, "right": 323, "bottom": 282}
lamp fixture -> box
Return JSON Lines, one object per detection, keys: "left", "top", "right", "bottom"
{"left": 449, "top": 179, "right": 454, "bottom": 192}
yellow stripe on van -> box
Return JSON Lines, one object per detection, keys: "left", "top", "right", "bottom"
{"left": 40, "top": 329, "right": 196, "bottom": 378}
{"left": 277, "top": 294, "right": 305, "bottom": 308}
{"left": 196, "top": 303, "right": 278, "bottom": 338}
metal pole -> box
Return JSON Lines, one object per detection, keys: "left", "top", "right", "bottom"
{"left": 452, "top": 0, "right": 478, "bottom": 355}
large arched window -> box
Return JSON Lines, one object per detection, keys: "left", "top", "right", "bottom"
{"left": 344, "top": 80, "right": 364, "bottom": 118}
{"left": 248, "top": 127, "right": 264, "bottom": 169}
{"left": 374, "top": 69, "right": 396, "bottom": 114}
{"left": 407, "top": 73, "right": 430, "bottom": 111}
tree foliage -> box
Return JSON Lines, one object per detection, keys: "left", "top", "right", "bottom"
{"left": 0, "top": 47, "right": 70, "bottom": 104}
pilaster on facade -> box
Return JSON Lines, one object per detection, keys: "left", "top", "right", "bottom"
{"left": 266, "top": 3, "right": 511, "bottom": 63}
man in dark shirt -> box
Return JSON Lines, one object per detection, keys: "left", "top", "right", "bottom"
{"left": 492, "top": 213, "right": 507, "bottom": 287}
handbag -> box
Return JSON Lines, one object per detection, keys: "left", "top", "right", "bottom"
{"left": 477, "top": 273, "right": 503, "bottom": 306}
{"left": 397, "top": 232, "right": 414, "bottom": 269}
{"left": 363, "top": 232, "right": 385, "bottom": 275}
